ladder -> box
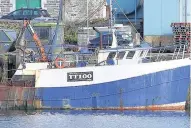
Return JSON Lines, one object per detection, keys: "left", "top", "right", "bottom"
{"left": 172, "top": 44, "right": 186, "bottom": 60}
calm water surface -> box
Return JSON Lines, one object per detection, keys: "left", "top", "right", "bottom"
{"left": 0, "top": 110, "right": 190, "bottom": 128}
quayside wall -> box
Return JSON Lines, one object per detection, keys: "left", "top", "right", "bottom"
{"left": 0, "top": 86, "right": 35, "bottom": 110}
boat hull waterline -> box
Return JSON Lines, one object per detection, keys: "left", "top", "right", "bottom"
{"left": 12, "top": 59, "right": 190, "bottom": 110}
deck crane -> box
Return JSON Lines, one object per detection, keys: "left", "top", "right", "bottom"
{"left": 22, "top": 20, "right": 48, "bottom": 62}
{"left": 0, "top": 19, "right": 48, "bottom": 62}
{"left": 0, "top": 20, "right": 48, "bottom": 81}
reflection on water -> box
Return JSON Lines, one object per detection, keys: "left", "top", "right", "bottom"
{"left": 0, "top": 110, "right": 190, "bottom": 128}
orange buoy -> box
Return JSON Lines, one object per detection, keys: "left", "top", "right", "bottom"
{"left": 54, "top": 58, "right": 65, "bottom": 69}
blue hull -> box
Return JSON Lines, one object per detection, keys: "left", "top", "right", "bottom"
{"left": 35, "top": 66, "right": 190, "bottom": 109}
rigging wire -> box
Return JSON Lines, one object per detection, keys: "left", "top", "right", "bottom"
{"left": 113, "top": 0, "right": 145, "bottom": 42}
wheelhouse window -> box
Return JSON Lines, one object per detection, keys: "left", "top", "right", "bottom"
{"left": 116, "top": 51, "right": 126, "bottom": 60}
{"left": 126, "top": 51, "right": 135, "bottom": 59}
{"left": 107, "top": 52, "right": 116, "bottom": 59}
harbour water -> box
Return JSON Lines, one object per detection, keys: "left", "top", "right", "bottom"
{"left": 0, "top": 110, "right": 190, "bottom": 128}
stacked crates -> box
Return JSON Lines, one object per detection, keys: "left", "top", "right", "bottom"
{"left": 171, "top": 23, "right": 191, "bottom": 52}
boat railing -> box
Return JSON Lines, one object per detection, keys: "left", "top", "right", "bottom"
{"left": 1, "top": 43, "right": 189, "bottom": 72}
{"left": 25, "top": 51, "right": 98, "bottom": 68}
{"left": 22, "top": 43, "right": 189, "bottom": 66}
{"left": 154, "top": 43, "right": 189, "bottom": 62}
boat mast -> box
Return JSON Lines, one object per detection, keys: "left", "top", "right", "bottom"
{"left": 51, "top": 0, "right": 65, "bottom": 61}
{"left": 108, "top": 0, "right": 113, "bottom": 46}
{"left": 63, "top": 0, "right": 65, "bottom": 45}
{"left": 109, "top": 0, "right": 118, "bottom": 48}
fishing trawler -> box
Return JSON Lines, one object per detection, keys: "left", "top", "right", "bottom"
{"left": 11, "top": 29, "right": 191, "bottom": 110}
{"left": 4, "top": 0, "right": 191, "bottom": 110}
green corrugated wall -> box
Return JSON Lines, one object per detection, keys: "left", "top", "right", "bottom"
{"left": 16, "top": 0, "right": 41, "bottom": 9}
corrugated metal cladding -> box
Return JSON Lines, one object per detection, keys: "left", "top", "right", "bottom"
{"left": 144, "top": 0, "right": 180, "bottom": 36}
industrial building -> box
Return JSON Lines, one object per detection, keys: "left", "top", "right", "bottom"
{"left": 105, "top": 0, "right": 191, "bottom": 46}
{"left": 111, "top": 0, "right": 143, "bottom": 25}
{"left": 105, "top": 0, "right": 143, "bottom": 39}
{"left": 144, "top": 0, "right": 191, "bottom": 46}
